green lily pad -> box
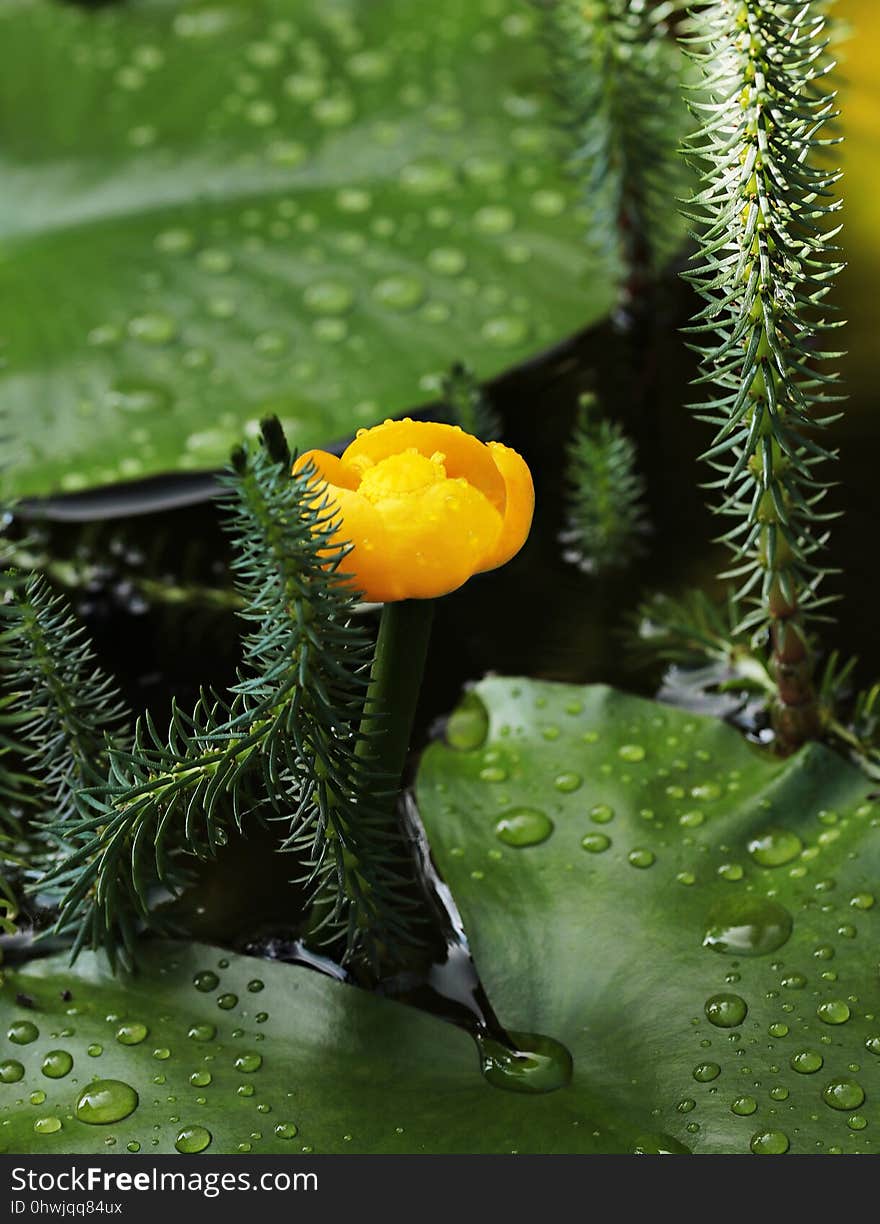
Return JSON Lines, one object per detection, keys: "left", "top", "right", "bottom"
{"left": 416, "top": 679, "right": 880, "bottom": 1155}
{"left": 0, "top": 942, "right": 642, "bottom": 1154}
{"left": 0, "top": 0, "right": 626, "bottom": 499}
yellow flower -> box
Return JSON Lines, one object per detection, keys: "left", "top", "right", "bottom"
{"left": 294, "top": 418, "right": 534, "bottom": 602}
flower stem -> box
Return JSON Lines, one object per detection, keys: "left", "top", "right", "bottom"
{"left": 357, "top": 599, "right": 435, "bottom": 793}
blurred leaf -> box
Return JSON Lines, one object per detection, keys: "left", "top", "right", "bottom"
{"left": 0, "top": 0, "right": 624, "bottom": 498}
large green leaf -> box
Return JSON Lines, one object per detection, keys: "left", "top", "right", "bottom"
{"left": 417, "top": 680, "right": 880, "bottom": 1155}
{"left": 0, "top": 0, "right": 618, "bottom": 499}
{"left": 0, "top": 942, "right": 641, "bottom": 1154}
{"left": 4, "top": 681, "right": 875, "bottom": 1154}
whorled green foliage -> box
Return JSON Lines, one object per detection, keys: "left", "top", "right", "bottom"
{"left": 683, "top": 0, "right": 844, "bottom": 745}
{"left": 38, "top": 421, "right": 422, "bottom": 970}
{"left": 562, "top": 392, "right": 647, "bottom": 572}
{"left": 441, "top": 362, "right": 501, "bottom": 442}
{"left": 0, "top": 573, "right": 129, "bottom": 828}
{"left": 542, "top": 0, "right": 690, "bottom": 296}
{"left": 0, "top": 572, "right": 129, "bottom": 933}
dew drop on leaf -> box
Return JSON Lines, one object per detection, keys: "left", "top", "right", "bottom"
{"left": 822, "top": 1079, "right": 865, "bottom": 1111}
{"left": 75, "top": 1080, "right": 139, "bottom": 1125}
{"left": 747, "top": 828, "right": 803, "bottom": 867}
{"left": 41, "top": 1050, "right": 73, "bottom": 1079}
{"left": 702, "top": 897, "right": 793, "bottom": 957}
{"left": 192, "top": 972, "right": 219, "bottom": 993}
{"left": 750, "top": 1129, "right": 789, "bottom": 1155}
{"left": 494, "top": 808, "right": 553, "bottom": 848}
{"left": 116, "top": 1022, "right": 149, "bottom": 1046}
{"left": 8, "top": 1021, "right": 39, "bottom": 1045}
{"left": 476, "top": 1030, "right": 572, "bottom": 1095}
{"left": 704, "top": 993, "right": 748, "bottom": 1028}
{"left": 175, "top": 1125, "right": 212, "bottom": 1154}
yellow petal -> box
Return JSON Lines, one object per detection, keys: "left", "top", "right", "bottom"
{"left": 342, "top": 419, "right": 506, "bottom": 513}
{"left": 370, "top": 478, "right": 503, "bottom": 600}
{"left": 293, "top": 449, "right": 360, "bottom": 491}
{"left": 477, "top": 441, "right": 535, "bottom": 572}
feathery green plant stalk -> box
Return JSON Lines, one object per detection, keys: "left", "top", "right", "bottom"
{"left": 683, "top": 0, "right": 844, "bottom": 749}
{"left": 563, "top": 392, "right": 647, "bottom": 572}
{"left": 542, "top": 0, "right": 688, "bottom": 307}
{"left": 441, "top": 362, "right": 501, "bottom": 442}
{"left": 0, "top": 572, "right": 129, "bottom": 827}
{"left": 36, "top": 421, "right": 424, "bottom": 970}
{"left": 0, "top": 572, "right": 130, "bottom": 944}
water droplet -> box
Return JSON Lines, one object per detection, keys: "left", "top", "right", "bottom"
{"left": 189, "top": 1070, "right": 213, "bottom": 1087}
{"left": 851, "top": 892, "right": 875, "bottom": 910}
{"left": 693, "top": 1062, "right": 721, "bottom": 1082}
{"left": 479, "top": 766, "right": 507, "bottom": 783}
{"left": 8, "top": 1020, "right": 39, "bottom": 1045}
{"left": 679, "top": 810, "right": 705, "bottom": 829}
{"left": 618, "top": 744, "right": 646, "bottom": 763}
{"left": 750, "top": 1129, "right": 789, "bottom": 1155}
{"left": 217, "top": 993, "right": 238, "bottom": 1010}
{"left": 274, "top": 1122, "right": 298, "bottom": 1139}
{"left": 581, "top": 832, "right": 611, "bottom": 854}
{"left": 628, "top": 848, "right": 655, "bottom": 869}
{"left": 822, "top": 1079, "right": 865, "bottom": 1111}
{"left": 75, "top": 1080, "right": 139, "bottom": 1125}
{"left": 106, "top": 379, "right": 173, "bottom": 417}
{"left": 817, "top": 1000, "right": 851, "bottom": 1025}
{"left": 768, "top": 1022, "right": 789, "bottom": 1038}
{"left": 400, "top": 159, "right": 456, "bottom": 194}
{"left": 677, "top": 1098, "right": 696, "bottom": 1114}
{"left": 474, "top": 205, "right": 515, "bottom": 234}
{"left": 116, "top": 1022, "right": 148, "bottom": 1046}
{"left": 127, "top": 312, "right": 176, "bottom": 345}
{"left": 477, "top": 1030, "right": 572, "bottom": 1095}
{"left": 481, "top": 315, "right": 530, "bottom": 348}
{"left": 0, "top": 1060, "right": 25, "bottom": 1083}
{"left": 554, "top": 772, "right": 583, "bottom": 794}
{"left": 427, "top": 247, "right": 467, "bottom": 276}
{"left": 702, "top": 896, "right": 793, "bottom": 957}
{"left": 303, "top": 280, "right": 354, "bottom": 316}
{"left": 495, "top": 808, "right": 553, "bottom": 848}
{"left": 237, "top": 1084, "right": 255, "bottom": 1098}
{"left": 790, "top": 1050, "right": 823, "bottom": 1074}
{"left": 704, "top": 993, "right": 748, "bottom": 1028}
{"left": 445, "top": 692, "right": 489, "bottom": 750}
{"left": 732, "top": 1096, "right": 758, "bottom": 1116}
{"left": 717, "top": 863, "right": 744, "bottom": 882}
{"left": 33, "top": 1117, "right": 62, "bottom": 1136}
{"left": 234, "top": 1053, "right": 263, "bottom": 1074}
{"left": 247, "top": 979, "right": 264, "bottom": 994}
{"left": 313, "top": 95, "right": 356, "bottom": 127}
{"left": 770, "top": 1086, "right": 789, "bottom": 1101}
{"left": 781, "top": 972, "right": 806, "bottom": 990}
{"left": 372, "top": 275, "right": 425, "bottom": 311}
{"left": 747, "top": 828, "right": 803, "bottom": 867}
{"left": 589, "top": 804, "right": 614, "bottom": 824}
{"left": 41, "top": 1050, "right": 73, "bottom": 1079}
{"left": 865, "top": 1035, "right": 880, "bottom": 1056}
{"left": 87, "top": 1043, "right": 103, "bottom": 1057}
{"left": 154, "top": 228, "right": 195, "bottom": 255}
{"left": 187, "top": 1023, "right": 216, "bottom": 1042}
{"left": 175, "top": 1125, "right": 212, "bottom": 1154}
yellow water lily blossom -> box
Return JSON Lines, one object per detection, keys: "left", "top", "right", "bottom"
{"left": 294, "top": 418, "right": 534, "bottom": 602}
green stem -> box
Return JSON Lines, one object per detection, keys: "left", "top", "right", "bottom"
{"left": 357, "top": 599, "right": 435, "bottom": 792}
